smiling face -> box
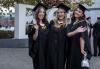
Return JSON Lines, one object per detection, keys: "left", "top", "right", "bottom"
{"left": 74, "top": 8, "right": 84, "bottom": 18}
{"left": 37, "top": 7, "right": 45, "bottom": 20}
{"left": 57, "top": 9, "right": 66, "bottom": 20}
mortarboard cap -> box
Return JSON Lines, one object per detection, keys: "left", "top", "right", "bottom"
{"left": 57, "top": 3, "right": 70, "bottom": 12}
{"left": 78, "top": 4, "right": 87, "bottom": 12}
{"left": 33, "top": 3, "right": 47, "bottom": 11}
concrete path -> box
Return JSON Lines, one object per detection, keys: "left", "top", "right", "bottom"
{"left": 0, "top": 48, "right": 100, "bottom": 69}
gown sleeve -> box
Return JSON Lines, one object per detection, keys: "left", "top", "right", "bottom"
{"left": 65, "top": 24, "right": 73, "bottom": 33}
{"left": 28, "top": 26, "right": 36, "bottom": 58}
{"left": 79, "top": 21, "right": 92, "bottom": 60}
{"left": 49, "top": 20, "right": 55, "bottom": 28}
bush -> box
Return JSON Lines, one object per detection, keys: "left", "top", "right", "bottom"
{"left": 0, "top": 30, "right": 14, "bottom": 39}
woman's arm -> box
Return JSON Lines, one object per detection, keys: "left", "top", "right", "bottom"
{"left": 67, "top": 26, "right": 86, "bottom": 37}
{"left": 80, "top": 37, "right": 86, "bottom": 55}
{"left": 33, "top": 24, "right": 39, "bottom": 40}
{"left": 67, "top": 29, "right": 78, "bottom": 37}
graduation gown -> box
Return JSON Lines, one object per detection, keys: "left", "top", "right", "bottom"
{"left": 47, "top": 20, "right": 68, "bottom": 69}
{"left": 66, "top": 20, "right": 92, "bottom": 69}
{"left": 87, "top": 23, "right": 92, "bottom": 39}
{"left": 28, "top": 24, "right": 36, "bottom": 58}
{"left": 65, "top": 24, "right": 72, "bottom": 69}
{"left": 28, "top": 22, "right": 49, "bottom": 69}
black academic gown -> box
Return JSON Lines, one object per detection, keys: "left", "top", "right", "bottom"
{"left": 28, "top": 25, "right": 35, "bottom": 58}
{"left": 28, "top": 23, "right": 49, "bottom": 69}
{"left": 28, "top": 25, "right": 38, "bottom": 69}
{"left": 93, "top": 21, "right": 100, "bottom": 56}
{"left": 66, "top": 20, "right": 92, "bottom": 69}
{"left": 65, "top": 24, "right": 72, "bottom": 69}
{"left": 47, "top": 20, "right": 67, "bottom": 69}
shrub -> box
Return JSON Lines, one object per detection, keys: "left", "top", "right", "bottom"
{"left": 0, "top": 30, "right": 14, "bottom": 39}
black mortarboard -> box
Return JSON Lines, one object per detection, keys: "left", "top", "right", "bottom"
{"left": 32, "top": 3, "right": 47, "bottom": 11}
{"left": 78, "top": 4, "right": 87, "bottom": 12}
{"left": 86, "top": 16, "right": 91, "bottom": 20}
{"left": 57, "top": 3, "right": 70, "bottom": 12}
{"left": 97, "top": 17, "right": 100, "bottom": 20}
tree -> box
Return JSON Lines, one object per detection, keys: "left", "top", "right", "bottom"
{"left": 0, "top": 0, "right": 94, "bottom": 9}
{"left": 0, "top": 0, "right": 38, "bottom": 9}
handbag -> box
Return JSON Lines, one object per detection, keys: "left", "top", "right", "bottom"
{"left": 81, "top": 53, "right": 90, "bottom": 68}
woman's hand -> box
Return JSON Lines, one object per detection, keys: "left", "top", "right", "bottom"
{"left": 67, "top": 26, "right": 87, "bottom": 37}
{"left": 33, "top": 24, "right": 39, "bottom": 30}
{"left": 81, "top": 49, "right": 86, "bottom": 55}
{"left": 75, "top": 26, "right": 87, "bottom": 33}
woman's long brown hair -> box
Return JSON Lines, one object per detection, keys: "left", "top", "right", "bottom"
{"left": 34, "top": 7, "right": 48, "bottom": 25}
{"left": 71, "top": 9, "right": 86, "bottom": 24}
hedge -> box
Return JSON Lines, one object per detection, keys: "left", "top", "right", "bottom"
{"left": 0, "top": 30, "right": 14, "bottom": 39}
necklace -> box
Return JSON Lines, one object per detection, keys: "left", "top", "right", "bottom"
{"left": 39, "top": 23, "right": 47, "bottom": 29}
{"left": 54, "top": 20, "right": 65, "bottom": 28}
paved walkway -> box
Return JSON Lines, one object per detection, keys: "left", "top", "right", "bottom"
{"left": 0, "top": 48, "right": 100, "bottom": 69}
{"left": 0, "top": 48, "right": 33, "bottom": 69}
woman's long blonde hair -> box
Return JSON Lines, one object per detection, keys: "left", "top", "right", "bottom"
{"left": 53, "top": 9, "right": 71, "bottom": 27}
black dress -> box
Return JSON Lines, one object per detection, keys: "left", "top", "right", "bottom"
{"left": 28, "top": 22, "right": 49, "bottom": 69}
{"left": 66, "top": 20, "right": 92, "bottom": 69}
{"left": 28, "top": 24, "right": 38, "bottom": 69}
{"left": 93, "top": 21, "right": 100, "bottom": 56}
{"left": 65, "top": 24, "right": 72, "bottom": 69}
{"left": 47, "top": 20, "right": 68, "bottom": 69}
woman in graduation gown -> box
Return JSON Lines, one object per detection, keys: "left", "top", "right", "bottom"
{"left": 28, "top": 3, "right": 49, "bottom": 69}
{"left": 47, "top": 3, "right": 70, "bottom": 69}
{"left": 66, "top": 4, "right": 92, "bottom": 69}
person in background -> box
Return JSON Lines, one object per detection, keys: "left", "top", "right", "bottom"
{"left": 93, "top": 17, "right": 100, "bottom": 56}
{"left": 86, "top": 17, "right": 93, "bottom": 39}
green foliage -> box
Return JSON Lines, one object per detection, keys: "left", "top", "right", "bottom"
{"left": 0, "top": 0, "right": 94, "bottom": 10}
{"left": 0, "top": 30, "right": 14, "bottom": 39}
{"left": 66, "top": 0, "right": 94, "bottom": 10}
{"left": 0, "top": 0, "right": 38, "bottom": 9}
{"left": 79, "top": 0, "right": 94, "bottom": 6}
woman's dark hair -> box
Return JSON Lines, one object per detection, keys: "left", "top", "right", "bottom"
{"left": 71, "top": 8, "right": 86, "bottom": 24}
{"left": 34, "top": 7, "right": 48, "bottom": 25}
